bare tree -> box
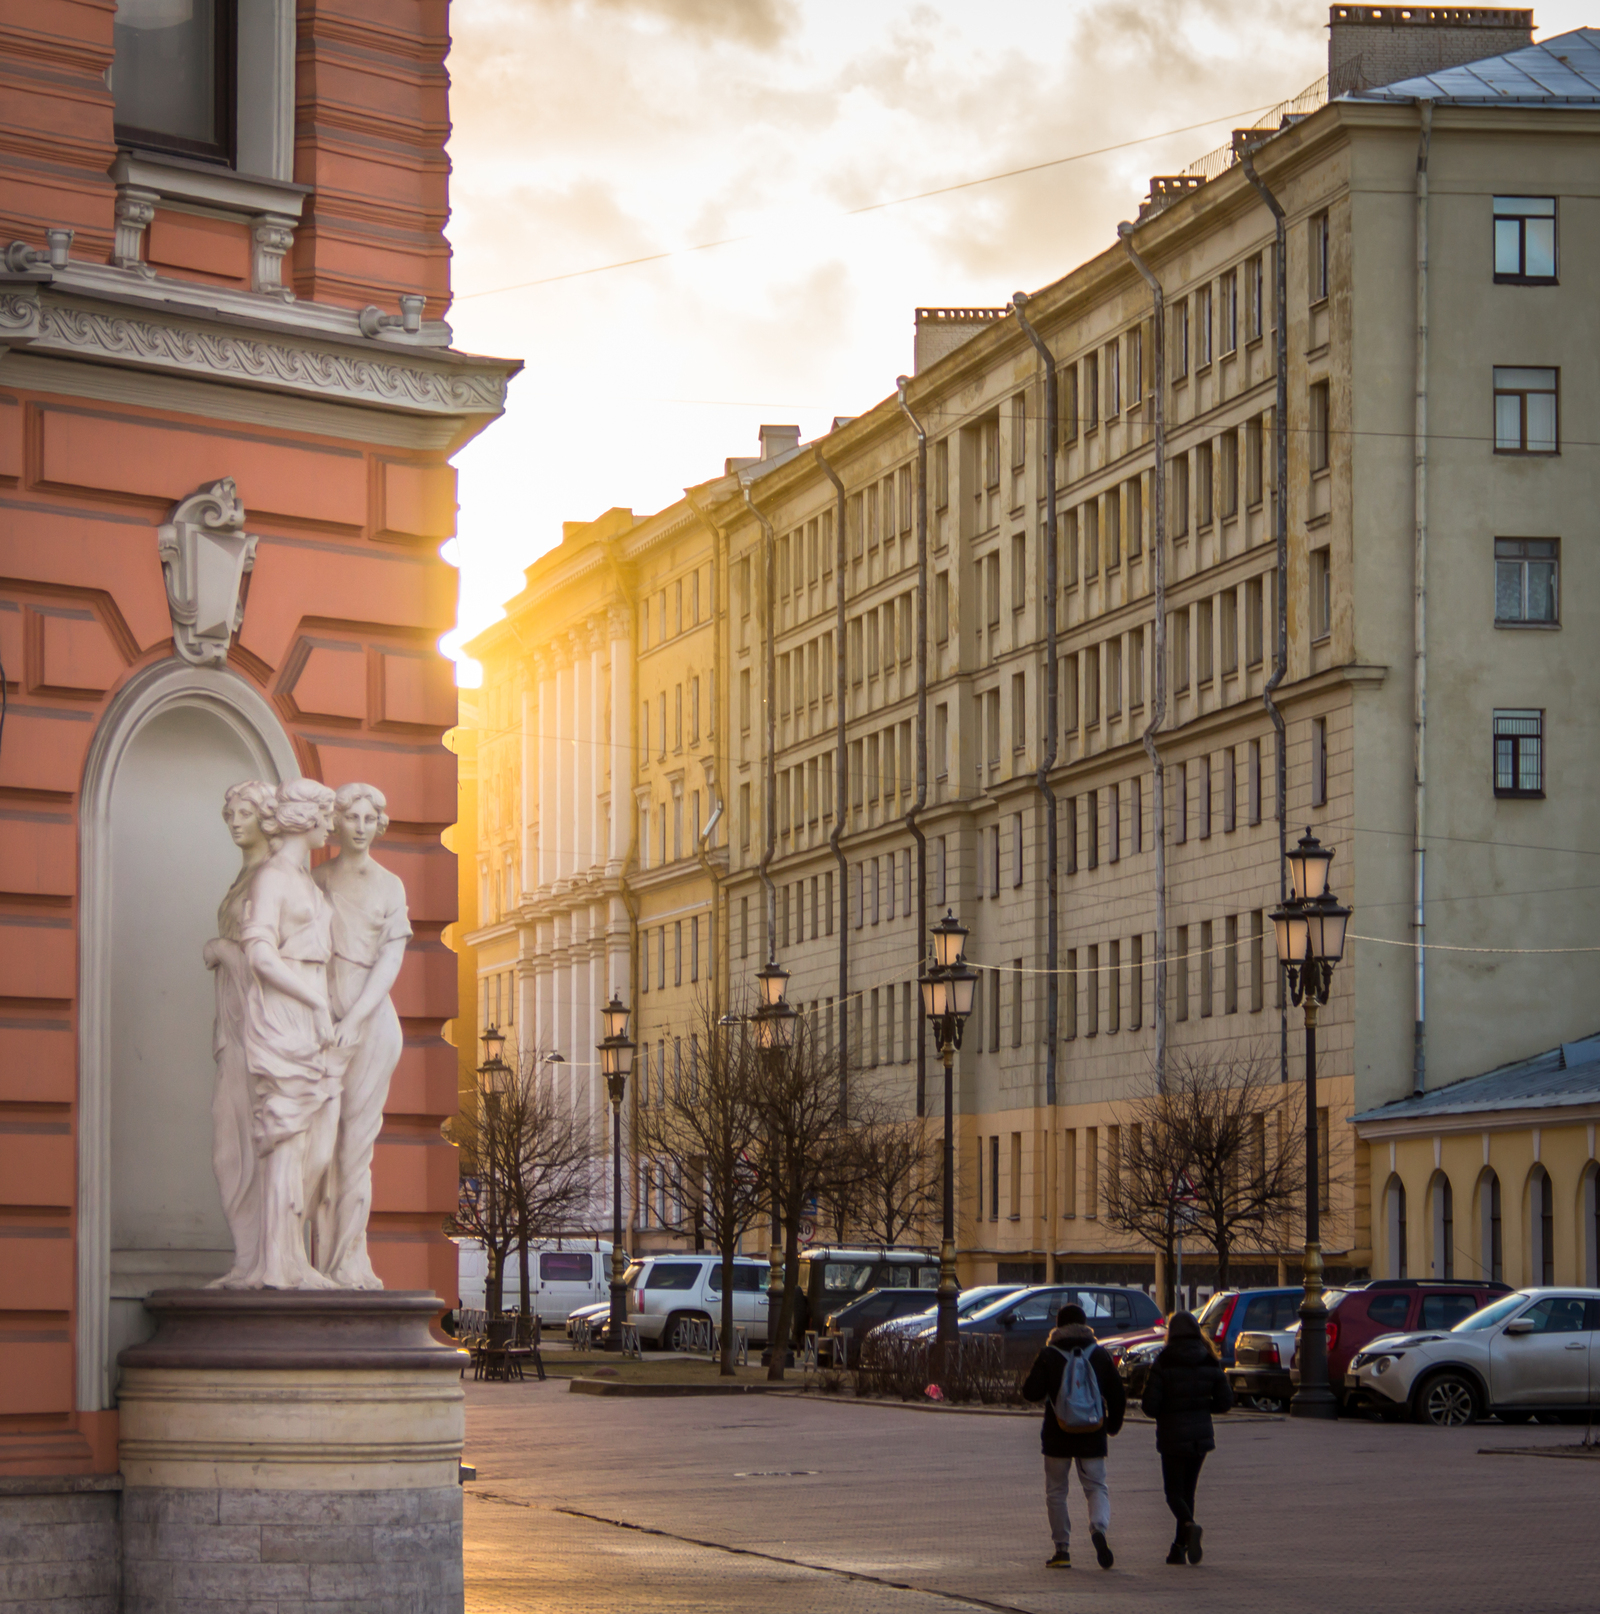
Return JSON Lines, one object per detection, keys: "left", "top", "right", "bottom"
{"left": 753, "top": 1009, "right": 850, "bottom": 1382}
{"left": 1103, "top": 1045, "right": 1309, "bottom": 1302}
{"left": 833, "top": 1083, "right": 940, "bottom": 1249}
{"left": 633, "top": 999, "right": 769, "bottom": 1375}
{"left": 446, "top": 1050, "right": 599, "bottom": 1316}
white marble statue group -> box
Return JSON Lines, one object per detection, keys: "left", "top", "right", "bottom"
{"left": 204, "top": 778, "right": 411, "bottom": 1291}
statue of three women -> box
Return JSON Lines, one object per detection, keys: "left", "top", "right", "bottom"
{"left": 205, "top": 777, "right": 411, "bottom": 1291}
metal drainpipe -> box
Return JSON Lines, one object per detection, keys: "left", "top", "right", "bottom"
{"left": 743, "top": 481, "right": 779, "bottom": 963}
{"left": 1411, "top": 100, "right": 1434, "bottom": 1096}
{"left": 686, "top": 492, "right": 728, "bottom": 1016}
{"left": 1239, "top": 146, "right": 1291, "bottom": 1090}
{"left": 1118, "top": 224, "right": 1169, "bottom": 1092}
{"left": 813, "top": 446, "right": 851, "bottom": 1115}
{"left": 1006, "top": 299, "right": 1059, "bottom": 1110}
{"left": 895, "top": 379, "right": 930, "bottom": 1122}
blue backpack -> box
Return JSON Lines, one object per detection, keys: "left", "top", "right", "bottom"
{"left": 1050, "top": 1345, "right": 1106, "bottom": 1432}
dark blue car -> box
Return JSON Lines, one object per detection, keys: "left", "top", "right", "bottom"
{"left": 1195, "top": 1287, "right": 1306, "bottom": 1366}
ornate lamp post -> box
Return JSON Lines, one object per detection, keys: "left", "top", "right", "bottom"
{"left": 751, "top": 959, "right": 796, "bottom": 1366}
{"left": 919, "top": 910, "right": 978, "bottom": 1348}
{"left": 597, "top": 996, "right": 636, "bottom": 1352}
{"left": 477, "top": 1025, "right": 512, "bottom": 1313}
{"left": 1270, "top": 828, "right": 1351, "bottom": 1421}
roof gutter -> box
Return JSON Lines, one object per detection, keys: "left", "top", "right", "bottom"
{"left": 894, "top": 379, "right": 930, "bottom": 1121}
{"left": 742, "top": 480, "right": 779, "bottom": 963}
{"left": 1117, "top": 224, "right": 1169, "bottom": 1092}
{"left": 813, "top": 445, "right": 851, "bottom": 1114}
{"left": 1006, "top": 297, "right": 1059, "bottom": 1109}
{"left": 1237, "top": 143, "right": 1291, "bottom": 1091}
{"left": 1411, "top": 99, "right": 1434, "bottom": 1097}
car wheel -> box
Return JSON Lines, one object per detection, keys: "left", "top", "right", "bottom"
{"left": 1415, "top": 1372, "right": 1481, "bottom": 1427}
{"left": 664, "top": 1312, "right": 709, "bottom": 1352}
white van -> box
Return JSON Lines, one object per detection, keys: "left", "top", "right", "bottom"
{"left": 455, "top": 1238, "right": 615, "bottom": 1326}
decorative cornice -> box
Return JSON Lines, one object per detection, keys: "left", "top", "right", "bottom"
{"left": 0, "top": 289, "right": 509, "bottom": 417}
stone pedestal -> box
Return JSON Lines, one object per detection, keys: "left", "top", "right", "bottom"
{"left": 116, "top": 1289, "right": 466, "bottom": 1614}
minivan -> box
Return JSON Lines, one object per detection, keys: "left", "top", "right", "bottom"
{"left": 456, "top": 1238, "right": 615, "bottom": 1326}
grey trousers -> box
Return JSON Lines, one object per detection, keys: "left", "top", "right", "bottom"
{"left": 1044, "top": 1455, "right": 1110, "bottom": 1550}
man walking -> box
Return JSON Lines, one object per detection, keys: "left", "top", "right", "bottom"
{"left": 1021, "top": 1302, "right": 1126, "bottom": 1570}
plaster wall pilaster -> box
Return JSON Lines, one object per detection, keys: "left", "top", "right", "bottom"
{"left": 520, "top": 685, "right": 535, "bottom": 901}
{"left": 608, "top": 633, "right": 632, "bottom": 868}
{"left": 554, "top": 662, "right": 573, "bottom": 884}
{"left": 578, "top": 648, "right": 597, "bottom": 878}
{"left": 538, "top": 676, "right": 556, "bottom": 887}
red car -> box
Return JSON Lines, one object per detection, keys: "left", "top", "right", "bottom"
{"left": 1290, "top": 1279, "right": 1512, "bottom": 1410}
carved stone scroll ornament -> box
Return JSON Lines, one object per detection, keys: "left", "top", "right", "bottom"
{"left": 157, "top": 479, "right": 259, "bottom": 667}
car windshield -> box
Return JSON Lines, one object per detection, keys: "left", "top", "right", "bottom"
{"left": 966, "top": 1290, "right": 1035, "bottom": 1323}
{"left": 959, "top": 1287, "right": 1019, "bottom": 1316}
{"left": 1452, "top": 1294, "right": 1527, "bottom": 1333}
{"left": 1194, "top": 1292, "right": 1233, "bottom": 1333}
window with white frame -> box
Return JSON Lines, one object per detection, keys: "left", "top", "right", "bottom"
{"left": 1493, "top": 367, "right": 1558, "bottom": 454}
{"left": 1309, "top": 211, "right": 1330, "bottom": 303}
{"left": 1311, "top": 547, "right": 1332, "bottom": 641}
{"left": 1493, "top": 196, "right": 1556, "bottom": 283}
{"left": 1495, "top": 538, "right": 1558, "bottom": 624}
{"left": 1493, "top": 709, "right": 1543, "bottom": 797}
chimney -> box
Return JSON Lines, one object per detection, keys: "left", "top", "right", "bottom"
{"left": 758, "top": 424, "right": 800, "bottom": 461}
{"left": 913, "top": 307, "right": 1006, "bottom": 375}
{"left": 1328, "top": 6, "right": 1534, "bottom": 98}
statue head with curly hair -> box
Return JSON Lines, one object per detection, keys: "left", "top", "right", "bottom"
{"left": 264, "top": 778, "right": 337, "bottom": 846}
{"left": 222, "top": 779, "right": 278, "bottom": 855}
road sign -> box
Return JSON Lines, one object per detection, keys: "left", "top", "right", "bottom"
{"left": 798, "top": 1219, "right": 816, "bottom": 1243}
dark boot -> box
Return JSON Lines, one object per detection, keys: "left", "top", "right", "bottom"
{"left": 1166, "top": 1541, "right": 1187, "bottom": 1565}
{"left": 1186, "top": 1523, "right": 1204, "bottom": 1565}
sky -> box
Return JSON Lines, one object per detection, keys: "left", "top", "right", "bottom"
{"left": 439, "top": 0, "right": 1591, "bottom": 681}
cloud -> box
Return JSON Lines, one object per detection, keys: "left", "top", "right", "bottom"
{"left": 532, "top": 0, "right": 797, "bottom": 49}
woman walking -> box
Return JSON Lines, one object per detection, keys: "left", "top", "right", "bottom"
{"left": 1140, "top": 1310, "right": 1232, "bottom": 1564}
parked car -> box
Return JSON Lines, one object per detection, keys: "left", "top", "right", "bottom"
{"left": 1227, "top": 1328, "right": 1300, "bottom": 1412}
{"left": 819, "top": 1288, "right": 949, "bottom": 1367}
{"left": 1346, "top": 1289, "right": 1600, "bottom": 1426}
{"left": 566, "top": 1299, "right": 611, "bottom": 1342}
{"left": 1195, "top": 1287, "right": 1308, "bottom": 1367}
{"left": 876, "top": 1285, "right": 1025, "bottom": 1342}
{"left": 789, "top": 1247, "right": 941, "bottom": 1342}
{"left": 622, "top": 1254, "right": 772, "bottom": 1349}
{"left": 1289, "top": 1278, "right": 1513, "bottom": 1408}
{"left": 951, "top": 1284, "right": 1163, "bottom": 1370}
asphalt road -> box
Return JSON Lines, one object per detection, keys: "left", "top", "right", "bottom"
{"left": 463, "top": 1377, "right": 1600, "bottom": 1612}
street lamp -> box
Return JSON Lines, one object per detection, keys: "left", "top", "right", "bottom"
{"left": 477, "top": 1026, "right": 513, "bottom": 1314}
{"left": 919, "top": 910, "right": 978, "bottom": 1349}
{"left": 750, "top": 958, "right": 796, "bottom": 1369}
{"left": 596, "top": 996, "right": 636, "bottom": 1352}
{"left": 1270, "top": 827, "right": 1351, "bottom": 1421}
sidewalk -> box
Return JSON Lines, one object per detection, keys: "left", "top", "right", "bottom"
{"left": 464, "top": 1377, "right": 1600, "bottom": 1613}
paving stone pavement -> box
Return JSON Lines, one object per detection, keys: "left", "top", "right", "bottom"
{"left": 462, "top": 1377, "right": 1600, "bottom": 1613}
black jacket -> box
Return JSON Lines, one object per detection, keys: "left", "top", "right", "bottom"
{"left": 1021, "top": 1325, "right": 1128, "bottom": 1459}
{"left": 1140, "top": 1335, "right": 1233, "bottom": 1453}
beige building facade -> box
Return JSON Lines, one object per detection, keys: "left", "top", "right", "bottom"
{"left": 462, "top": 10, "right": 1600, "bottom": 1291}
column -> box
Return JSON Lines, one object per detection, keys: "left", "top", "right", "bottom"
{"left": 520, "top": 682, "right": 535, "bottom": 899}
{"left": 537, "top": 670, "right": 557, "bottom": 887}
{"left": 554, "top": 661, "right": 573, "bottom": 884}
{"left": 608, "top": 623, "right": 632, "bottom": 869}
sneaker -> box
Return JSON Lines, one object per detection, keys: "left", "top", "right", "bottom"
{"left": 1186, "top": 1523, "right": 1204, "bottom": 1565}
{"left": 1046, "top": 1550, "right": 1072, "bottom": 1569}
{"left": 1091, "top": 1530, "right": 1114, "bottom": 1570}
{"left": 1166, "top": 1543, "right": 1187, "bottom": 1565}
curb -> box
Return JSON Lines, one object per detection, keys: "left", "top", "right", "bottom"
{"left": 567, "top": 1377, "right": 800, "bottom": 1397}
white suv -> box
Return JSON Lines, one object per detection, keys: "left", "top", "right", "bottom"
{"left": 623, "top": 1255, "right": 772, "bottom": 1349}
{"left": 1347, "top": 1288, "right": 1600, "bottom": 1425}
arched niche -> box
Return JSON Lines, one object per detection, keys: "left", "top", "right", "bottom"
{"left": 1384, "top": 1174, "right": 1408, "bottom": 1280}
{"left": 78, "top": 661, "right": 298, "bottom": 1411}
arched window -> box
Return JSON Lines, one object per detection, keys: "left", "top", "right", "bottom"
{"left": 1583, "top": 1163, "right": 1600, "bottom": 1288}
{"left": 1430, "top": 1172, "right": 1455, "bottom": 1279}
{"left": 1478, "top": 1169, "right": 1503, "bottom": 1283}
{"left": 1529, "top": 1166, "right": 1555, "bottom": 1286}
{"left": 1386, "top": 1175, "right": 1408, "bottom": 1279}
